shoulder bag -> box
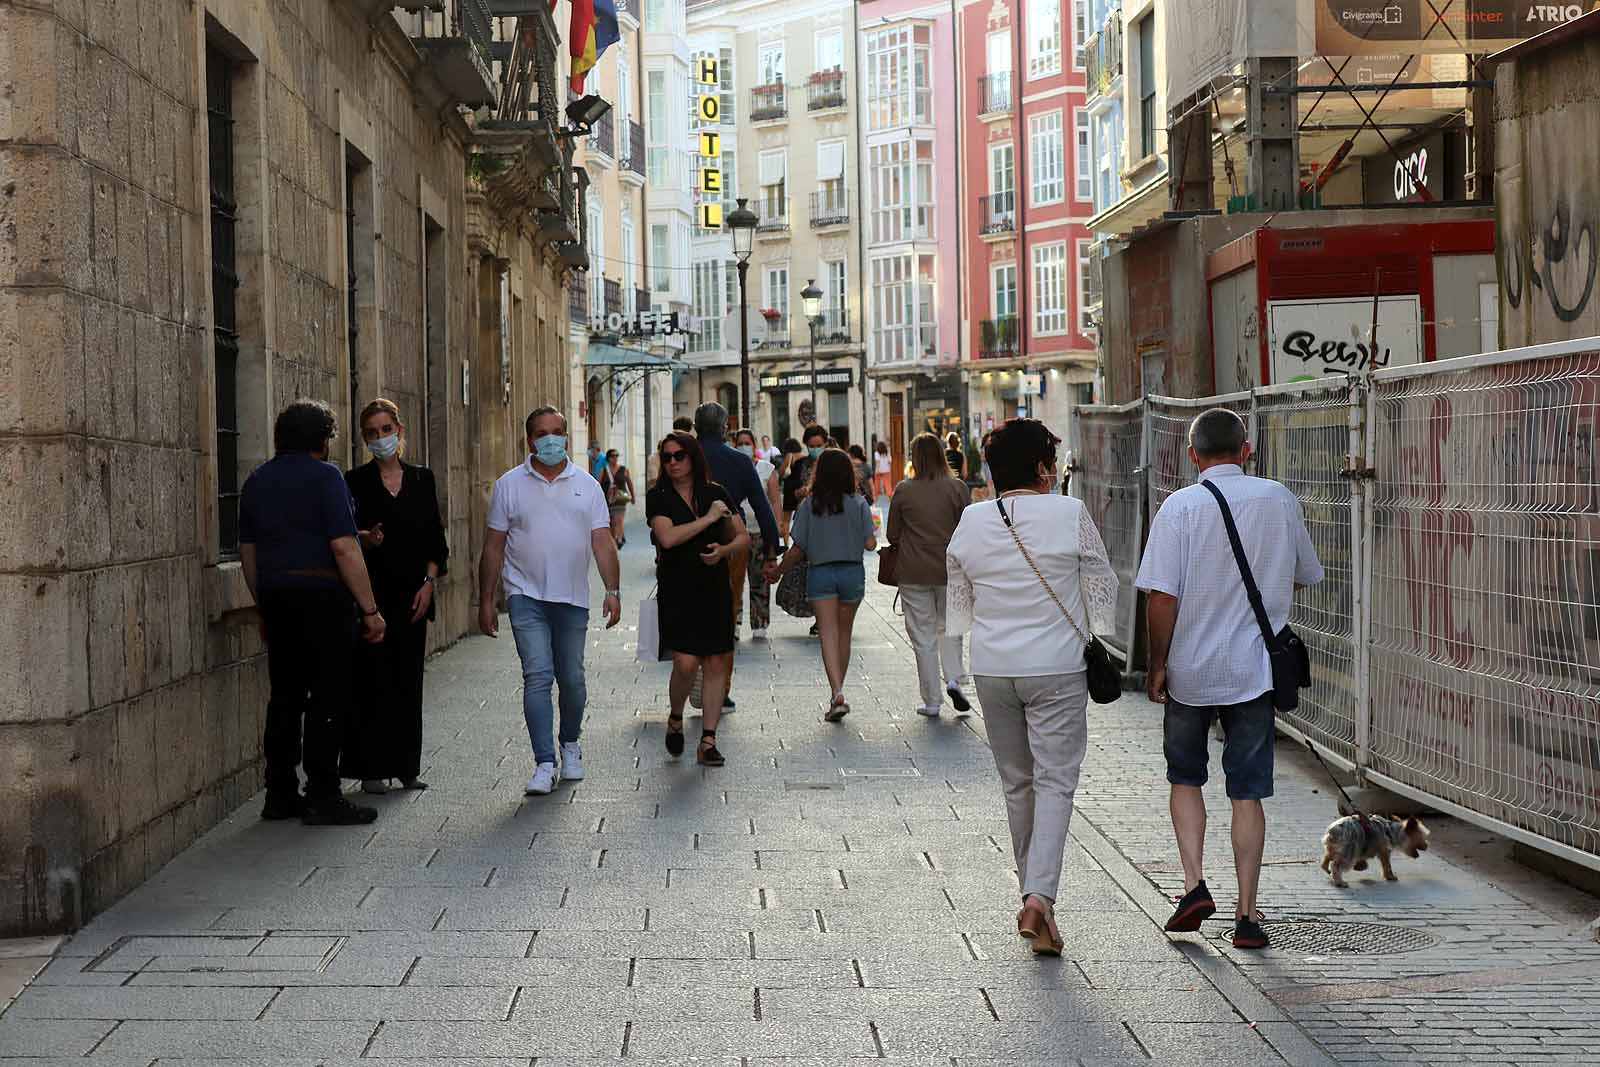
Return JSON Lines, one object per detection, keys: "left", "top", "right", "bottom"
{"left": 876, "top": 544, "right": 900, "bottom": 587}
{"left": 1200, "top": 480, "right": 1312, "bottom": 711}
{"left": 995, "top": 498, "right": 1121, "bottom": 704}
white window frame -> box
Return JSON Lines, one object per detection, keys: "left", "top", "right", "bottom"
{"left": 763, "top": 263, "right": 790, "bottom": 324}
{"left": 587, "top": 199, "right": 605, "bottom": 318}
{"left": 690, "top": 260, "right": 723, "bottom": 352}
{"left": 864, "top": 24, "right": 932, "bottom": 131}
{"left": 646, "top": 69, "right": 666, "bottom": 144}
{"left": 1076, "top": 238, "right": 1095, "bottom": 334}
{"left": 1075, "top": 109, "right": 1092, "bottom": 202}
{"left": 1032, "top": 241, "right": 1069, "bottom": 336}
{"left": 1027, "top": 0, "right": 1062, "bottom": 79}
{"left": 651, "top": 223, "right": 670, "bottom": 294}
{"left": 620, "top": 212, "right": 636, "bottom": 314}
{"left": 992, "top": 261, "right": 1017, "bottom": 321}
{"left": 815, "top": 29, "right": 844, "bottom": 72}
{"left": 759, "top": 42, "right": 785, "bottom": 87}
{"left": 1029, "top": 109, "right": 1065, "bottom": 206}
{"left": 989, "top": 141, "right": 1014, "bottom": 201}
{"left": 870, "top": 253, "right": 915, "bottom": 365}
{"left": 1073, "top": 0, "right": 1088, "bottom": 71}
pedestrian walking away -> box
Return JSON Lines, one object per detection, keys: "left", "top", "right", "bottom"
{"left": 1135, "top": 407, "right": 1324, "bottom": 950}
{"left": 344, "top": 398, "right": 449, "bottom": 796}
{"left": 767, "top": 449, "right": 876, "bottom": 722}
{"left": 848, "top": 444, "right": 875, "bottom": 505}
{"left": 887, "top": 432, "right": 972, "bottom": 718}
{"left": 733, "top": 428, "right": 780, "bottom": 639}
{"left": 479, "top": 406, "right": 623, "bottom": 796}
{"left": 604, "top": 448, "right": 635, "bottom": 548}
{"left": 777, "top": 436, "right": 806, "bottom": 544}
{"left": 694, "top": 402, "right": 779, "bottom": 709}
{"left": 783, "top": 426, "right": 830, "bottom": 637}
{"left": 944, "top": 431, "right": 967, "bottom": 479}
{"left": 647, "top": 432, "right": 750, "bottom": 766}
{"left": 946, "top": 418, "right": 1118, "bottom": 955}
{"left": 872, "top": 440, "right": 893, "bottom": 499}
{"left": 239, "top": 400, "right": 386, "bottom": 827}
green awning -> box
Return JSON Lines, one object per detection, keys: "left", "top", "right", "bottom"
{"left": 582, "top": 342, "right": 686, "bottom": 370}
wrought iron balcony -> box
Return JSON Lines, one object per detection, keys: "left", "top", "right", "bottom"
{"left": 809, "top": 186, "right": 849, "bottom": 228}
{"left": 980, "top": 191, "right": 1016, "bottom": 235}
{"left": 977, "top": 72, "right": 1012, "bottom": 115}
{"left": 750, "top": 83, "right": 787, "bottom": 122}
{"left": 568, "top": 272, "right": 588, "bottom": 322}
{"left": 755, "top": 196, "right": 790, "bottom": 235}
{"left": 814, "top": 307, "right": 851, "bottom": 345}
{"left": 604, "top": 278, "right": 623, "bottom": 318}
{"left": 979, "top": 316, "right": 1018, "bottom": 359}
{"left": 403, "top": 0, "right": 496, "bottom": 109}
{"left": 621, "top": 120, "right": 645, "bottom": 177}
{"left": 759, "top": 311, "right": 791, "bottom": 347}
{"left": 806, "top": 70, "right": 847, "bottom": 112}
{"left": 1085, "top": 14, "right": 1124, "bottom": 97}
{"left": 588, "top": 110, "right": 615, "bottom": 161}
{"left": 635, "top": 287, "right": 651, "bottom": 315}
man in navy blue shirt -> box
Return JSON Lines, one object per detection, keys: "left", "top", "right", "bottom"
{"left": 240, "top": 400, "right": 386, "bottom": 826}
{"left": 695, "top": 403, "right": 779, "bottom": 708}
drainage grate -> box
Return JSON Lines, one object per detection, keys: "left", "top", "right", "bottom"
{"left": 839, "top": 767, "right": 921, "bottom": 779}
{"left": 783, "top": 780, "right": 844, "bottom": 792}
{"left": 1225, "top": 921, "right": 1439, "bottom": 955}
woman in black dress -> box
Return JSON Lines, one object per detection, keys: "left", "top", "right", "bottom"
{"left": 646, "top": 432, "right": 748, "bottom": 767}
{"left": 344, "top": 399, "right": 449, "bottom": 794}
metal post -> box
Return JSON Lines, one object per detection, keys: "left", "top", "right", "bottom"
{"left": 737, "top": 258, "right": 751, "bottom": 431}
{"left": 1247, "top": 57, "right": 1298, "bottom": 211}
{"left": 1356, "top": 379, "right": 1376, "bottom": 778}
{"left": 643, "top": 365, "right": 653, "bottom": 470}
{"left": 810, "top": 318, "right": 819, "bottom": 431}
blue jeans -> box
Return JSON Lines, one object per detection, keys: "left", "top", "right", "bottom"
{"left": 508, "top": 595, "right": 589, "bottom": 765}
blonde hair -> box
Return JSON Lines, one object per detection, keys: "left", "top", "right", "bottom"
{"left": 359, "top": 398, "right": 404, "bottom": 455}
{"left": 910, "top": 432, "right": 953, "bottom": 480}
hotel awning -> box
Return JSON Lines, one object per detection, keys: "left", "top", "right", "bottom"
{"left": 582, "top": 342, "right": 686, "bottom": 371}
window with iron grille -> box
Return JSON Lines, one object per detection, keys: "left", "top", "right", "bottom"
{"left": 207, "top": 45, "right": 241, "bottom": 557}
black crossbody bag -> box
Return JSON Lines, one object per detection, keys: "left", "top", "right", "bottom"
{"left": 1200, "top": 480, "right": 1311, "bottom": 711}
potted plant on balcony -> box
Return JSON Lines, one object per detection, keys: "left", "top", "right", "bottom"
{"left": 760, "top": 307, "right": 781, "bottom": 321}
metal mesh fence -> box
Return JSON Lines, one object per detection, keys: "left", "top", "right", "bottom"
{"left": 1253, "top": 381, "right": 1361, "bottom": 766}
{"left": 1366, "top": 349, "right": 1600, "bottom": 861}
{"left": 1070, "top": 403, "right": 1145, "bottom": 659}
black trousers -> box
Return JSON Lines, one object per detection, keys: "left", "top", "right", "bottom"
{"left": 260, "top": 587, "right": 356, "bottom": 801}
{"left": 343, "top": 591, "right": 428, "bottom": 781}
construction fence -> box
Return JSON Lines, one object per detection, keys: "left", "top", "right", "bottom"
{"left": 1069, "top": 338, "right": 1600, "bottom": 871}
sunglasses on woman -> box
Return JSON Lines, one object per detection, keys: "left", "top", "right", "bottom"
{"left": 661, "top": 449, "right": 689, "bottom": 463}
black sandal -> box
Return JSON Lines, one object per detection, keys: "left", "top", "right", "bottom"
{"left": 696, "top": 729, "right": 725, "bottom": 767}
{"left": 665, "top": 711, "right": 685, "bottom": 757}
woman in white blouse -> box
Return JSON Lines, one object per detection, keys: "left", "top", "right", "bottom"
{"left": 946, "top": 418, "right": 1117, "bottom": 955}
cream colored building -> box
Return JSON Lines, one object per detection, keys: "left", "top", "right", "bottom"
{"left": 682, "top": 0, "right": 865, "bottom": 448}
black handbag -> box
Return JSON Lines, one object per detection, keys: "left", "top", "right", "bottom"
{"left": 995, "top": 498, "right": 1122, "bottom": 704}
{"left": 1200, "top": 480, "right": 1312, "bottom": 711}
{"left": 877, "top": 544, "right": 900, "bottom": 587}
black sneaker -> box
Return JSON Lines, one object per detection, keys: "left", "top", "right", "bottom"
{"left": 1164, "top": 880, "right": 1216, "bottom": 932}
{"left": 261, "top": 794, "right": 305, "bottom": 821}
{"left": 1231, "top": 915, "right": 1270, "bottom": 950}
{"left": 301, "top": 797, "right": 379, "bottom": 826}
{"left": 722, "top": 694, "right": 736, "bottom": 711}
{"left": 946, "top": 686, "right": 972, "bottom": 714}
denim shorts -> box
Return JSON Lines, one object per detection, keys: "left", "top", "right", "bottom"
{"left": 1163, "top": 692, "right": 1275, "bottom": 800}
{"left": 806, "top": 561, "right": 866, "bottom": 604}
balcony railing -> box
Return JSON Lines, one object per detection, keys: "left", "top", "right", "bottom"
{"left": 759, "top": 312, "right": 790, "bottom": 347}
{"left": 404, "top": 0, "right": 496, "bottom": 109}
{"left": 621, "top": 119, "right": 644, "bottom": 176}
{"left": 814, "top": 307, "right": 850, "bottom": 345}
{"left": 589, "top": 111, "right": 615, "bottom": 161}
{"left": 806, "top": 69, "right": 847, "bottom": 111}
{"left": 809, "top": 186, "right": 849, "bottom": 228}
{"left": 755, "top": 196, "right": 789, "bottom": 234}
{"left": 980, "top": 191, "right": 1016, "bottom": 235}
{"left": 750, "top": 83, "right": 787, "bottom": 122}
{"left": 977, "top": 72, "right": 1012, "bottom": 114}
{"left": 979, "top": 316, "right": 1019, "bottom": 359}
{"left": 569, "top": 273, "right": 588, "bottom": 323}
{"left": 604, "top": 278, "right": 623, "bottom": 319}
{"left": 1085, "top": 15, "right": 1124, "bottom": 97}
{"left": 635, "top": 287, "right": 651, "bottom": 315}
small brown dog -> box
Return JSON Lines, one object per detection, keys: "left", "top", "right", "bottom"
{"left": 1320, "top": 813, "right": 1430, "bottom": 887}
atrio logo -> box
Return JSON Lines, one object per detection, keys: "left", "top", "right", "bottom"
{"left": 1525, "top": 4, "right": 1584, "bottom": 22}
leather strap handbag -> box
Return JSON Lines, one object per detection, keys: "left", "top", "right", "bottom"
{"left": 876, "top": 544, "right": 900, "bottom": 587}
{"left": 995, "top": 498, "right": 1122, "bottom": 704}
{"left": 1200, "top": 480, "right": 1311, "bottom": 711}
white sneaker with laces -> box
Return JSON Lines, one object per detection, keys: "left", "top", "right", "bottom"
{"left": 915, "top": 705, "right": 940, "bottom": 718}
{"left": 560, "top": 742, "right": 585, "bottom": 781}
{"left": 524, "top": 763, "right": 558, "bottom": 795}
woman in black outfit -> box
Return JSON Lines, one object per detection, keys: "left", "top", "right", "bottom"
{"left": 646, "top": 432, "right": 749, "bottom": 767}
{"left": 344, "top": 399, "right": 448, "bottom": 794}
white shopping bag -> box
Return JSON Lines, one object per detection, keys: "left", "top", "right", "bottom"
{"left": 636, "top": 591, "right": 660, "bottom": 664}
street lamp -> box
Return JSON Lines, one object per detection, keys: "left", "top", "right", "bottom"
{"left": 801, "top": 278, "right": 824, "bottom": 431}
{"left": 725, "top": 198, "right": 758, "bottom": 431}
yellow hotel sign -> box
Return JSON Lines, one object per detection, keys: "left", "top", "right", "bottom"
{"left": 695, "top": 59, "right": 724, "bottom": 231}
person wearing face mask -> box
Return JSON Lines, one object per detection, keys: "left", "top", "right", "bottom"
{"left": 343, "top": 399, "right": 449, "bottom": 796}
{"left": 480, "top": 406, "right": 623, "bottom": 795}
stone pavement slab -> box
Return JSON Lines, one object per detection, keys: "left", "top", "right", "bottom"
{"left": 3, "top": 524, "right": 1597, "bottom": 1065}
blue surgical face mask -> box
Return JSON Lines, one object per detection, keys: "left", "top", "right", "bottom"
{"left": 737, "top": 444, "right": 755, "bottom": 458}
{"left": 533, "top": 434, "right": 568, "bottom": 466}
{"left": 367, "top": 434, "right": 401, "bottom": 460}
{"left": 807, "top": 446, "right": 823, "bottom": 459}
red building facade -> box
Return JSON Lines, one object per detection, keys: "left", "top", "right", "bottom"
{"left": 957, "top": 0, "right": 1098, "bottom": 435}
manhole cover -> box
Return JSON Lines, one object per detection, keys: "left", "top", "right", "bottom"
{"left": 1226, "top": 921, "right": 1439, "bottom": 955}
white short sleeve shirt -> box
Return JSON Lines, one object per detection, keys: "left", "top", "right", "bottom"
{"left": 487, "top": 457, "right": 610, "bottom": 609}
{"left": 1135, "top": 465, "right": 1324, "bottom": 706}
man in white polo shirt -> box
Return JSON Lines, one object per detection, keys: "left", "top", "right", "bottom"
{"left": 1135, "top": 407, "right": 1322, "bottom": 951}
{"left": 479, "top": 406, "right": 622, "bottom": 795}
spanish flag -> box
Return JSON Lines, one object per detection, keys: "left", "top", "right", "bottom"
{"left": 569, "top": 0, "right": 620, "bottom": 94}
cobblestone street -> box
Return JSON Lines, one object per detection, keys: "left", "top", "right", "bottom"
{"left": 3, "top": 529, "right": 1599, "bottom": 1066}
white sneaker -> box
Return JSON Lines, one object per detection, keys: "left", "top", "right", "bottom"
{"left": 751, "top": 628, "right": 768, "bottom": 641}
{"left": 524, "top": 763, "right": 558, "bottom": 795}
{"left": 915, "top": 705, "right": 940, "bottom": 718}
{"left": 560, "top": 742, "right": 585, "bottom": 781}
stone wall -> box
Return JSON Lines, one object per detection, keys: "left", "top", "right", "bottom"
{"left": 0, "top": 0, "right": 573, "bottom": 935}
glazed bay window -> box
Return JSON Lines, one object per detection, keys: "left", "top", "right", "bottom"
{"left": 1028, "top": 0, "right": 1061, "bottom": 79}
{"left": 1075, "top": 110, "right": 1092, "bottom": 200}
{"left": 690, "top": 260, "right": 723, "bottom": 352}
{"left": 651, "top": 223, "right": 670, "bottom": 293}
{"left": 1033, "top": 241, "right": 1069, "bottom": 335}
{"left": 869, "top": 138, "right": 934, "bottom": 243}
{"left": 1077, "top": 238, "right": 1098, "bottom": 333}
{"left": 865, "top": 24, "right": 932, "bottom": 131}
{"left": 871, "top": 254, "right": 914, "bottom": 364}
{"left": 1030, "top": 110, "right": 1065, "bottom": 205}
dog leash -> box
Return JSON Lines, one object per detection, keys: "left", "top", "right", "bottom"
{"left": 1301, "top": 738, "right": 1374, "bottom": 831}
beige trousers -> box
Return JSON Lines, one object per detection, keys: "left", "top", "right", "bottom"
{"left": 975, "top": 671, "right": 1090, "bottom": 902}
{"left": 899, "top": 584, "right": 964, "bottom": 711}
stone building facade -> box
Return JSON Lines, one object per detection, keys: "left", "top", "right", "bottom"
{"left": 0, "top": 0, "right": 579, "bottom": 934}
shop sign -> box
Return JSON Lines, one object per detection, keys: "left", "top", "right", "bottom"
{"left": 1315, "top": 0, "right": 1589, "bottom": 55}
{"left": 1019, "top": 373, "right": 1042, "bottom": 397}
{"left": 1267, "top": 295, "right": 1421, "bottom": 383}
{"left": 758, "top": 367, "right": 855, "bottom": 390}
{"left": 592, "top": 309, "right": 683, "bottom": 336}
{"left": 696, "top": 61, "right": 722, "bottom": 230}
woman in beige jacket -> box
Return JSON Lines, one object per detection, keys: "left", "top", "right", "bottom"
{"left": 885, "top": 433, "right": 973, "bottom": 717}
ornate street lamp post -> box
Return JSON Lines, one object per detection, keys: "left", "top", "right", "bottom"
{"left": 725, "top": 198, "right": 758, "bottom": 430}
{"left": 801, "top": 278, "right": 823, "bottom": 431}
